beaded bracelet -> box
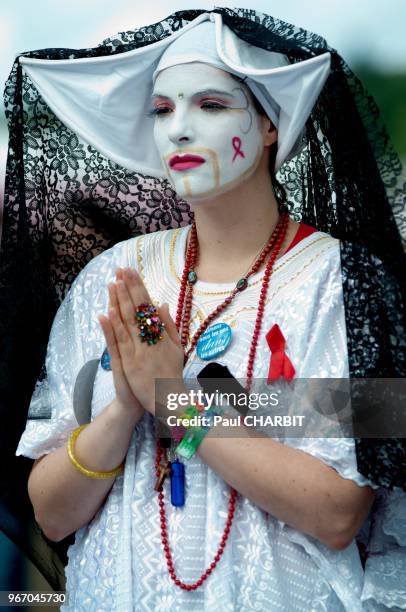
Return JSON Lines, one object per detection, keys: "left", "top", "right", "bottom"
{"left": 176, "top": 406, "right": 223, "bottom": 460}
{"left": 67, "top": 424, "right": 124, "bottom": 480}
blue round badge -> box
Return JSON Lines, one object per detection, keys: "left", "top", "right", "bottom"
{"left": 196, "top": 322, "right": 232, "bottom": 360}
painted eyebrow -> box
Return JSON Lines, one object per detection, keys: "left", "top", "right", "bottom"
{"left": 151, "top": 89, "right": 236, "bottom": 100}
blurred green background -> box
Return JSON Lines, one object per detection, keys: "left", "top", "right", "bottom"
{"left": 357, "top": 67, "right": 406, "bottom": 158}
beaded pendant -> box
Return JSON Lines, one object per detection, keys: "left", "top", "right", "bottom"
{"left": 187, "top": 270, "right": 197, "bottom": 284}
{"left": 236, "top": 277, "right": 248, "bottom": 291}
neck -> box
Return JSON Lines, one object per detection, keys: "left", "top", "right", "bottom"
{"left": 188, "top": 160, "right": 286, "bottom": 283}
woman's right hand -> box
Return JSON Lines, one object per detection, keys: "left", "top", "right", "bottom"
{"left": 98, "top": 269, "right": 145, "bottom": 422}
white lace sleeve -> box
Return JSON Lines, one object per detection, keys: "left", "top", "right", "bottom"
{"left": 361, "top": 487, "right": 406, "bottom": 610}
{"left": 16, "top": 239, "right": 132, "bottom": 459}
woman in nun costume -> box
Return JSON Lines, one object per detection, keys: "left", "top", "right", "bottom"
{"left": 1, "top": 8, "right": 405, "bottom": 611}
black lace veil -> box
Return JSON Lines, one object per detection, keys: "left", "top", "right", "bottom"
{"left": 1, "top": 7, "right": 405, "bottom": 588}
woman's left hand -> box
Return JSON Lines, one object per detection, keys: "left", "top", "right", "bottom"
{"left": 98, "top": 267, "right": 185, "bottom": 414}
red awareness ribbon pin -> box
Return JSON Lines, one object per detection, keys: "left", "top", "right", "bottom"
{"left": 266, "top": 324, "right": 295, "bottom": 383}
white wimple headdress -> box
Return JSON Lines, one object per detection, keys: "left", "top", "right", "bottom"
{"left": 20, "top": 12, "right": 330, "bottom": 175}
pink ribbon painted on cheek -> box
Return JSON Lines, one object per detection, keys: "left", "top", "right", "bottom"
{"left": 232, "top": 136, "right": 245, "bottom": 162}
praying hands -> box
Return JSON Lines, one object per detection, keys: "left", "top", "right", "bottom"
{"left": 97, "top": 267, "right": 185, "bottom": 415}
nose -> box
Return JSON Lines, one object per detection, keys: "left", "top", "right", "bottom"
{"left": 167, "top": 108, "right": 195, "bottom": 146}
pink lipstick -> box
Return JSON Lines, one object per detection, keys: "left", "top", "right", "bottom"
{"left": 169, "top": 154, "right": 206, "bottom": 171}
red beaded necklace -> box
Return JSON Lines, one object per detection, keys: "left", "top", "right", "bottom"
{"left": 156, "top": 213, "right": 289, "bottom": 591}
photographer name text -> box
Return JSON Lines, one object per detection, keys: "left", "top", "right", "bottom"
{"left": 166, "top": 414, "right": 305, "bottom": 428}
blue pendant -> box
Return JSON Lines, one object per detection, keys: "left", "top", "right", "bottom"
{"left": 196, "top": 322, "right": 232, "bottom": 361}
{"left": 170, "top": 460, "right": 185, "bottom": 507}
{"left": 101, "top": 347, "right": 111, "bottom": 371}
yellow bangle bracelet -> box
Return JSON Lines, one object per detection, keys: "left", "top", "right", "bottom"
{"left": 67, "top": 424, "right": 124, "bottom": 480}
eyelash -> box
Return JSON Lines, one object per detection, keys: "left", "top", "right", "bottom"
{"left": 147, "top": 107, "right": 171, "bottom": 117}
{"left": 147, "top": 101, "right": 228, "bottom": 117}
{"left": 201, "top": 102, "right": 228, "bottom": 112}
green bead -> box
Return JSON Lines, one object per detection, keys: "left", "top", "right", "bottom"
{"left": 188, "top": 270, "right": 198, "bottom": 284}
{"left": 236, "top": 278, "right": 248, "bottom": 291}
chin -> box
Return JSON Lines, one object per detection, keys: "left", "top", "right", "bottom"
{"left": 175, "top": 171, "right": 260, "bottom": 205}
{"left": 183, "top": 184, "right": 237, "bottom": 204}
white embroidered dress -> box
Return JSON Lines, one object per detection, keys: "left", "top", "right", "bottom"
{"left": 17, "top": 227, "right": 406, "bottom": 611}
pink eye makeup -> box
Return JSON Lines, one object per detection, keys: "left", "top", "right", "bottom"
{"left": 149, "top": 88, "right": 236, "bottom": 117}
{"left": 147, "top": 106, "right": 172, "bottom": 117}
{"left": 198, "top": 97, "right": 229, "bottom": 111}
{"left": 148, "top": 99, "right": 229, "bottom": 116}
{"left": 194, "top": 88, "right": 237, "bottom": 110}
{"left": 147, "top": 97, "right": 175, "bottom": 118}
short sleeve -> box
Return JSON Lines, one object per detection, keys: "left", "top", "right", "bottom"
{"left": 16, "top": 239, "right": 132, "bottom": 459}
{"left": 286, "top": 437, "right": 378, "bottom": 489}
{"left": 283, "top": 244, "right": 378, "bottom": 489}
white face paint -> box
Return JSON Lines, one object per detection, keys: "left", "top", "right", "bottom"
{"left": 151, "top": 63, "right": 264, "bottom": 201}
